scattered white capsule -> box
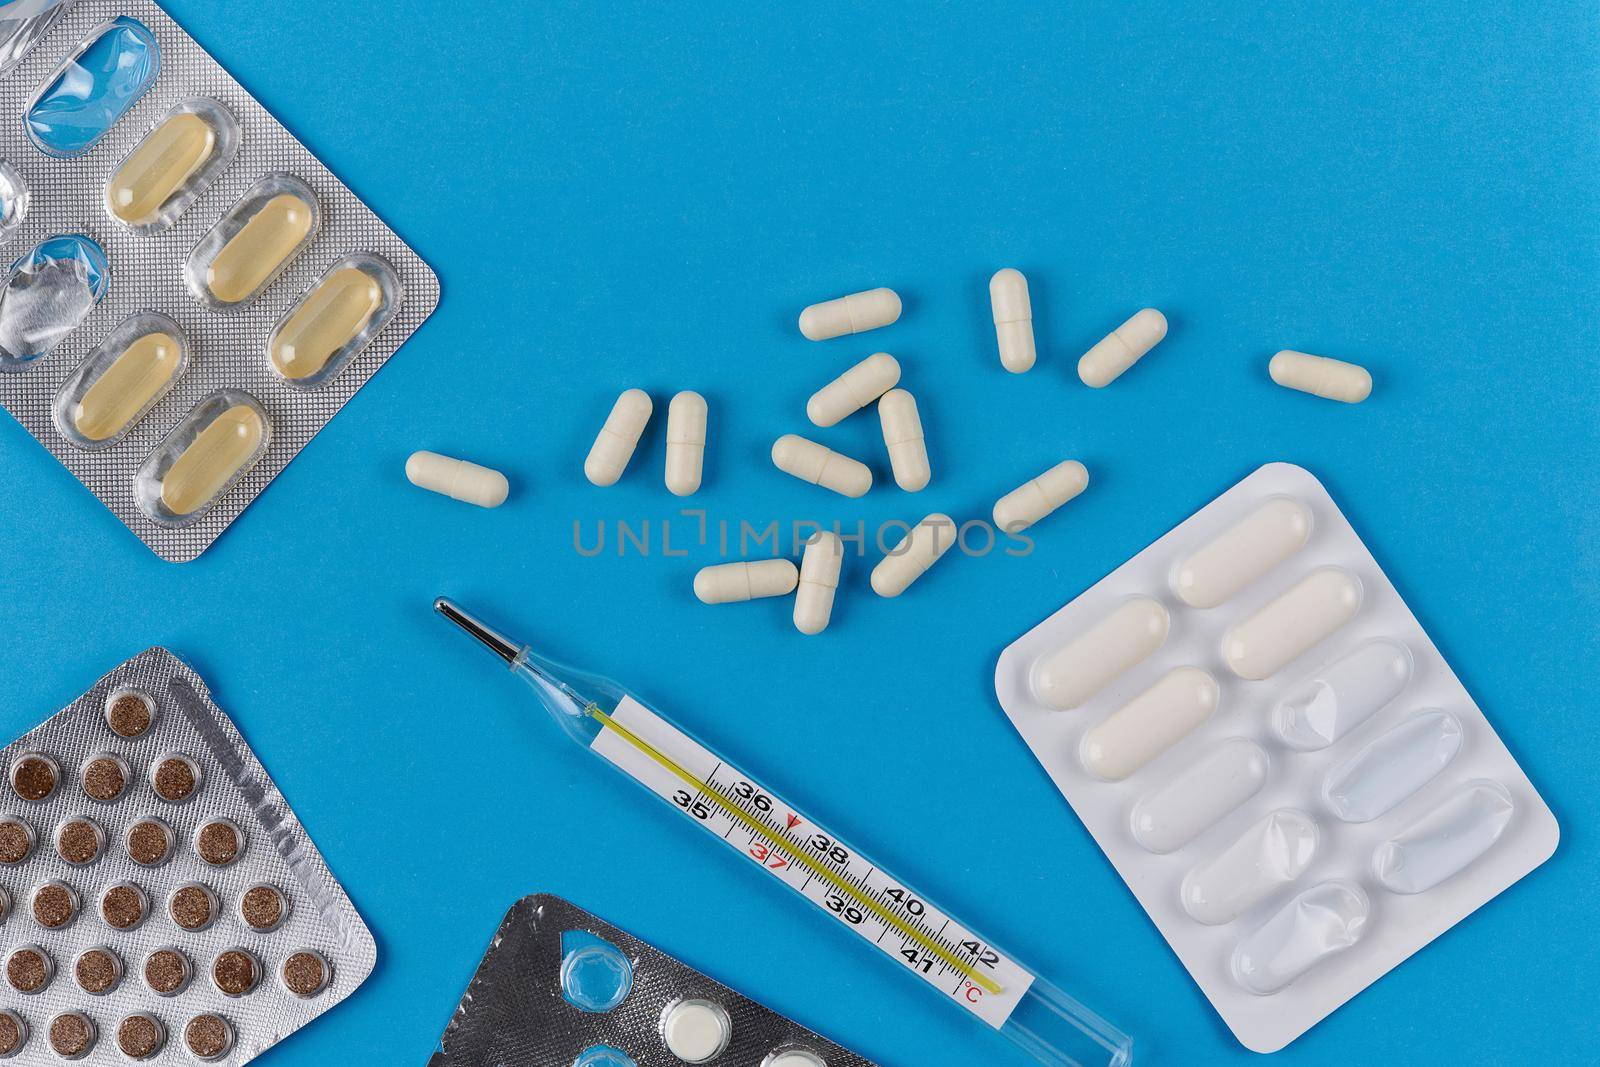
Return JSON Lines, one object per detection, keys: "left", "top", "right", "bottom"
{"left": 584, "top": 389, "right": 653, "bottom": 486}
{"left": 1080, "top": 667, "right": 1220, "bottom": 781}
{"left": 664, "top": 391, "right": 707, "bottom": 496}
{"left": 693, "top": 560, "right": 798, "bottom": 604}
{"left": 771, "top": 434, "right": 872, "bottom": 498}
{"left": 1269, "top": 350, "right": 1372, "bottom": 404}
{"left": 1078, "top": 308, "right": 1167, "bottom": 388}
{"left": 404, "top": 451, "right": 509, "bottom": 508}
{"left": 1222, "top": 567, "right": 1362, "bottom": 680}
{"left": 1171, "top": 496, "right": 1313, "bottom": 608}
{"left": 871, "top": 514, "right": 955, "bottom": 597}
{"left": 807, "top": 352, "right": 900, "bottom": 427}
{"left": 1030, "top": 597, "right": 1170, "bottom": 710}
{"left": 877, "top": 388, "right": 930, "bottom": 492}
{"left": 794, "top": 532, "right": 843, "bottom": 635}
{"left": 993, "top": 460, "right": 1088, "bottom": 533}
{"left": 990, "top": 268, "right": 1035, "bottom": 373}
{"left": 798, "top": 287, "right": 902, "bottom": 341}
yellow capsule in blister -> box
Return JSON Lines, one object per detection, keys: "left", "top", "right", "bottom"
{"left": 270, "top": 267, "right": 383, "bottom": 380}
{"left": 107, "top": 112, "right": 216, "bottom": 226}
{"left": 72, "top": 332, "right": 182, "bottom": 442}
{"left": 160, "top": 405, "right": 266, "bottom": 515}
{"left": 204, "top": 194, "right": 314, "bottom": 304}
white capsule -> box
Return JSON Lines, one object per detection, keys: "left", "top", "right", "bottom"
{"left": 990, "top": 268, "right": 1035, "bottom": 373}
{"left": 405, "top": 451, "right": 509, "bottom": 508}
{"left": 1181, "top": 809, "right": 1320, "bottom": 926}
{"left": 798, "top": 287, "right": 902, "bottom": 341}
{"left": 1078, "top": 308, "right": 1168, "bottom": 388}
{"left": 664, "top": 391, "right": 708, "bottom": 496}
{"left": 1131, "top": 739, "right": 1271, "bottom": 854}
{"left": 771, "top": 434, "right": 872, "bottom": 498}
{"left": 871, "top": 514, "right": 955, "bottom": 597}
{"left": 806, "top": 352, "right": 900, "bottom": 427}
{"left": 584, "top": 389, "right": 653, "bottom": 486}
{"left": 878, "top": 388, "right": 930, "bottom": 492}
{"left": 1231, "top": 882, "right": 1369, "bottom": 995}
{"left": 693, "top": 560, "right": 798, "bottom": 605}
{"left": 1222, "top": 567, "right": 1362, "bottom": 680}
{"left": 1269, "top": 350, "right": 1372, "bottom": 404}
{"left": 1080, "top": 667, "right": 1220, "bottom": 781}
{"left": 794, "top": 532, "right": 843, "bottom": 635}
{"left": 1171, "top": 497, "right": 1313, "bottom": 608}
{"left": 1030, "top": 596, "right": 1170, "bottom": 710}
{"left": 993, "top": 460, "right": 1088, "bottom": 533}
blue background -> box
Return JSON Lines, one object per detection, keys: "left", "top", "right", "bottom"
{"left": 1, "top": 1, "right": 1596, "bottom": 1064}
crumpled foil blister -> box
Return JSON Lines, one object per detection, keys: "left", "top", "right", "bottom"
{"left": 433, "top": 894, "right": 876, "bottom": 1067}
{"left": 0, "top": 647, "right": 375, "bottom": 1062}
{"left": 0, "top": 0, "right": 439, "bottom": 562}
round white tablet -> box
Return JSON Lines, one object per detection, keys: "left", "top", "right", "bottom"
{"left": 660, "top": 998, "right": 731, "bottom": 1063}
{"left": 764, "top": 1049, "right": 827, "bottom": 1067}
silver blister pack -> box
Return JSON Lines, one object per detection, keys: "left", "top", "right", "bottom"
{"left": 0, "top": 0, "right": 439, "bottom": 562}
{"left": 0, "top": 647, "right": 375, "bottom": 1062}
{"left": 432, "top": 894, "right": 874, "bottom": 1067}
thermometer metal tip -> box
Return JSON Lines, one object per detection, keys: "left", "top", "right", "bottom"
{"left": 435, "top": 597, "right": 522, "bottom": 666}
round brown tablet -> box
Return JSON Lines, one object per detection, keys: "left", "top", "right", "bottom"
{"left": 125, "top": 818, "right": 173, "bottom": 867}
{"left": 168, "top": 884, "right": 217, "bottom": 932}
{"left": 184, "top": 1014, "right": 233, "bottom": 1060}
{"left": 9, "top": 754, "right": 58, "bottom": 802}
{"left": 194, "top": 819, "right": 241, "bottom": 866}
{"left": 211, "top": 948, "right": 259, "bottom": 996}
{"left": 151, "top": 755, "right": 200, "bottom": 803}
{"left": 74, "top": 946, "right": 123, "bottom": 994}
{"left": 55, "top": 817, "right": 104, "bottom": 865}
{"left": 81, "top": 754, "right": 130, "bottom": 802}
{"left": 0, "top": 1009, "right": 24, "bottom": 1055}
{"left": 101, "top": 882, "right": 148, "bottom": 931}
{"left": 117, "top": 1014, "right": 164, "bottom": 1060}
{"left": 0, "top": 817, "right": 34, "bottom": 864}
{"left": 5, "top": 945, "right": 52, "bottom": 993}
{"left": 105, "top": 689, "right": 155, "bottom": 738}
{"left": 281, "top": 950, "right": 330, "bottom": 997}
{"left": 240, "top": 884, "right": 286, "bottom": 932}
{"left": 47, "top": 1011, "right": 94, "bottom": 1059}
{"left": 143, "top": 948, "right": 190, "bottom": 996}
{"left": 31, "top": 881, "right": 77, "bottom": 929}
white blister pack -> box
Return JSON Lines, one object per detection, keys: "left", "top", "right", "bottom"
{"left": 994, "top": 463, "right": 1558, "bottom": 1053}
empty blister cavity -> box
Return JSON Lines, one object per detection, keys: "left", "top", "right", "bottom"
{"left": 1080, "top": 667, "right": 1220, "bottom": 781}
{"left": 1131, "top": 739, "right": 1270, "bottom": 854}
{"left": 1323, "top": 710, "right": 1463, "bottom": 823}
{"left": 1231, "top": 882, "right": 1369, "bottom": 995}
{"left": 52, "top": 312, "right": 187, "bottom": 449}
{"left": 268, "top": 253, "right": 402, "bottom": 387}
{"left": 0, "top": 234, "right": 108, "bottom": 370}
{"left": 185, "top": 174, "right": 319, "bottom": 309}
{"left": 0, "top": 0, "right": 75, "bottom": 77}
{"left": 25, "top": 16, "right": 159, "bottom": 158}
{"left": 1373, "top": 780, "right": 1514, "bottom": 894}
{"left": 1273, "top": 639, "right": 1413, "bottom": 750}
{"left": 1030, "top": 596, "right": 1169, "bottom": 710}
{"left": 559, "top": 931, "right": 633, "bottom": 1013}
{"left": 106, "top": 98, "right": 239, "bottom": 232}
{"left": 1181, "top": 809, "right": 1319, "bottom": 925}
{"left": 0, "top": 160, "right": 26, "bottom": 246}
{"left": 1222, "top": 567, "right": 1362, "bottom": 680}
{"left": 1171, "top": 497, "right": 1312, "bottom": 608}
{"left": 136, "top": 390, "right": 270, "bottom": 526}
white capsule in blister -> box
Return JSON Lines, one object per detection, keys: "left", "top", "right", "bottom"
{"left": 585, "top": 389, "right": 653, "bottom": 487}
{"left": 664, "top": 391, "right": 707, "bottom": 496}
{"left": 878, "top": 388, "right": 930, "bottom": 491}
{"left": 1031, "top": 597, "right": 1170, "bottom": 711}
{"left": 806, "top": 352, "right": 900, "bottom": 427}
{"left": 693, "top": 560, "right": 798, "bottom": 605}
{"left": 1078, "top": 308, "right": 1167, "bottom": 388}
{"left": 989, "top": 268, "right": 1035, "bottom": 373}
{"left": 798, "top": 287, "right": 902, "bottom": 341}
{"left": 1131, "top": 739, "right": 1270, "bottom": 854}
{"left": 1372, "top": 780, "right": 1515, "bottom": 894}
{"left": 1171, "top": 497, "right": 1313, "bottom": 608}
{"left": 1080, "top": 667, "right": 1220, "bottom": 781}
{"left": 871, "top": 514, "right": 955, "bottom": 597}
{"left": 1181, "top": 809, "right": 1320, "bottom": 926}
{"left": 1322, "top": 710, "right": 1462, "bottom": 823}
{"left": 1269, "top": 350, "right": 1372, "bottom": 404}
{"left": 1221, "top": 567, "right": 1362, "bottom": 681}
{"left": 771, "top": 434, "right": 872, "bottom": 498}
{"left": 794, "top": 532, "right": 843, "bottom": 635}
{"left": 1231, "top": 881, "right": 1369, "bottom": 995}
{"left": 992, "top": 460, "right": 1088, "bottom": 534}
{"left": 1273, "top": 640, "right": 1413, "bottom": 750}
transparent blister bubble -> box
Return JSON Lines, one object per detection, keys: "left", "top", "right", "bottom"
{"left": 1231, "top": 882, "right": 1369, "bottom": 996}
{"left": 25, "top": 15, "right": 159, "bottom": 158}
{"left": 1322, "top": 710, "right": 1463, "bottom": 823}
{"left": 0, "top": 0, "right": 75, "bottom": 78}
{"left": 1372, "top": 779, "right": 1515, "bottom": 895}
{"left": 105, "top": 97, "right": 239, "bottom": 233}
{"left": 185, "top": 174, "right": 320, "bottom": 311}
{"left": 1273, "top": 639, "right": 1413, "bottom": 751}
{"left": 135, "top": 389, "right": 270, "bottom": 527}
{"left": 0, "top": 233, "right": 107, "bottom": 370}
{"left": 1130, "top": 739, "right": 1269, "bottom": 855}
{"left": 267, "top": 252, "right": 403, "bottom": 389}
{"left": 0, "top": 159, "right": 27, "bottom": 246}
{"left": 1180, "top": 809, "right": 1320, "bottom": 926}
{"left": 52, "top": 310, "right": 187, "bottom": 449}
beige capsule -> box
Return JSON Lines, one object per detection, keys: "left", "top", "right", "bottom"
{"left": 664, "top": 391, "right": 708, "bottom": 496}
{"left": 992, "top": 460, "right": 1088, "bottom": 533}
{"left": 798, "top": 287, "right": 901, "bottom": 341}
{"left": 878, "top": 389, "right": 929, "bottom": 492}
{"left": 771, "top": 434, "right": 872, "bottom": 497}
{"left": 71, "top": 332, "right": 183, "bottom": 443}
{"left": 203, "top": 193, "right": 316, "bottom": 305}
{"left": 870, "top": 514, "right": 955, "bottom": 597}
{"left": 106, "top": 112, "right": 216, "bottom": 227}
{"left": 1269, "top": 350, "right": 1372, "bottom": 403}
{"left": 1079, "top": 309, "right": 1168, "bottom": 388}
{"left": 794, "top": 532, "right": 844, "bottom": 634}
{"left": 159, "top": 405, "right": 268, "bottom": 516}
{"left": 584, "top": 389, "right": 653, "bottom": 486}
{"left": 693, "top": 560, "right": 798, "bottom": 604}
{"left": 269, "top": 267, "right": 383, "bottom": 381}
{"left": 807, "top": 352, "right": 900, "bottom": 427}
